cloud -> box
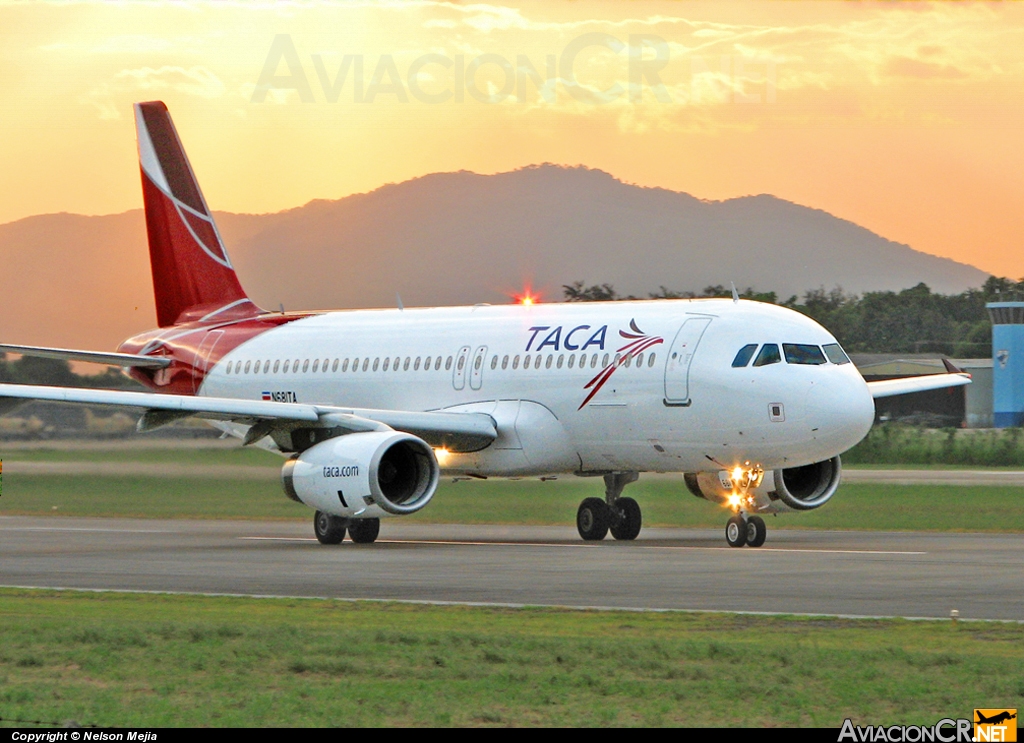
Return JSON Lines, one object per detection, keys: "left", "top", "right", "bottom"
{"left": 82, "top": 66, "right": 225, "bottom": 119}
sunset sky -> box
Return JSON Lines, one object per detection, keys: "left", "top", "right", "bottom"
{"left": 3, "top": 1, "right": 1024, "bottom": 279}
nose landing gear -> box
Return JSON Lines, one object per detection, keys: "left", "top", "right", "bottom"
{"left": 576, "top": 472, "right": 642, "bottom": 541}
{"left": 725, "top": 514, "right": 766, "bottom": 548}
{"left": 722, "top": 463, "right": 767, "bottom": 548}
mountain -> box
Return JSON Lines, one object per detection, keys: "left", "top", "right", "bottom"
{"left": 0, "top": 165, "right": 988, "bottom": 353}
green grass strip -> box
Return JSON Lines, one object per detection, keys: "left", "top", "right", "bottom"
{"left": 0, "top": 588, "right": 1022, "bottom": 727}
{"left": 3, "top": 474, "right": 1024, "bottom": 532}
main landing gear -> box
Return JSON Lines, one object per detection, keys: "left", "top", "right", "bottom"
{"left": 313, "top": 511, "right": 381, "bottom": 545}
{"left": 576, "top": 472, "right": 642, "bottom": 541}
{"left": 725, "top": 514, "right": 766, "bottom": 548}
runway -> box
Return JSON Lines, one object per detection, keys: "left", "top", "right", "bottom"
{"left": 1, "top": 516, "right": 1021, "bottom": 621}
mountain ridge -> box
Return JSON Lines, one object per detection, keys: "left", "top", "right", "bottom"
{"left": 0, "top": 164, "right": 988, "bottom": 353}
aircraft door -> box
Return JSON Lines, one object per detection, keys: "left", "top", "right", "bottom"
{"left": 452, "top": 345, "right": 471, "bottom": 390}
{"left": 192, "top": 330, "right": 224, "bottom": 394}
{"left": 470, "top": 346, "right": 487, "bottom": 391}
{"left": 663, "top": 317, "right": 712, "bottom": 406}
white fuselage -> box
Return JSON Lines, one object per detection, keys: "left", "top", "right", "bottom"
{"left": 201, "top": 299, "right": 876, "bottom": 476}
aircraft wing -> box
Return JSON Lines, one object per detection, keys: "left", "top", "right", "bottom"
{"left": 0, "top": 343, "right": 171, "bottom": 369}
{"left": 866, "top": 372, "right": 971, "bottom": 399}
{"left": 0, "top": 383, "right": 497, "bottom": 451}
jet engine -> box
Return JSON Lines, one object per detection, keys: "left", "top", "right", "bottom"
{"left": 282, "top": 430, "right": 439, "bottom": 519}
{"left": 684, "top": 455, "right": 842, "bottom": 513}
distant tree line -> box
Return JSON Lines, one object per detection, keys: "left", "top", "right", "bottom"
{"left": 563, "top": 275, "right": 1024, "bottom": 357}
{"left": 0, "top": 354, "right": 140, "bottom": 389}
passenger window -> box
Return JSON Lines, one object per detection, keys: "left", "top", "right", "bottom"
{"left": 373, "top": 358, "right": 380, "bottom": 371}
{"left": 362, "top": 359, "right": 369, "bottom": 372}
{"left": 475, "top": 355, "right": 482, "bottom": 370}
{"left": 557, "top": 354, "right": 564, "bottom": 369}
{"left": 602, "top": 353, "right": 610, "bottom": 368}
{"left": 301, "top": 359, "right": 309, "bottom": 373}
{"left": 293, "top": 359, "right": 300, "bottom": 372}
{"left": 282, "top": 360, "right": 290, "bottom": 373}
{"left": 273, "top": 360, "right": 280, "bottom": 374}
{"left": 523, "top": 354, "right": 530, "bottom": 369}
{"left": 342, "top": 359, "right": 349, "bottom": 372}
{"left": 490, "top": 356, "right": 497, "bottom": 370}
{"left": 752, "top": 344, "right": 781, "bottom": 367}
{"left": 823, "top": 343, "right": 851, "bottom": 365}
{"left": 567, "top": 354, "right": 575, "bottom": 369}
{"left": 404, "top": 357, "right": 411, "bottom": 371}
{"left": 592, "top": 354, "right": 599, "bottom": 369}
{"left": 244, "top": 361, "right": 252, "bottom": 374}
{"left": 783, "top": 344, "right": 827, "bottom": 365}
{"left": 732, "top": 344, "right": 758, "bottom": 368}
{"left": 535, "top": 355, "right": 543, "bottom": 369}
{"left": 458, "top": 355, "right": 466, "bottom": 371}
{"left": 502, "top": 355, "right": 509, "bottom": 370}
{"left": 394, "top": 356, "right": 401, "bottom": 371}
{"left": 513, "top": 355, "right": 520, "bottom": 370}
{"left": 312, "top": 359, "right": 320, "bottom": 373}
{"left": 635, "top": 353, "right": 643, "bottom": 368}
{"left": 545, "top": 355, "right": 553, "bottom": 369}
{"left": 414, "top": 357, "right": 421, "bottom": 371}
{"left": 424, "top": 356, "right": 431, "bottom": 370}
{"left": 435, "top": 357, "right": 443, "bottom": 371}
{"left": 332, "top": 359, "right": 338, "bottom": 372}
{"left": 445, "top": 356, "right": 452, "bottom": 371}
{"left": 383, "top": 358, "right": 390, "bottom": 372}
{"left": 648, "top": 353, "right": 656, "bottom": 368}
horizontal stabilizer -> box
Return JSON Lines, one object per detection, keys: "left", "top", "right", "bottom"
{"left": 866, "top": 372, "right": 971, "bottom": 399}
{"left": 0, "top": 343, "right": 171, "bottom": 369}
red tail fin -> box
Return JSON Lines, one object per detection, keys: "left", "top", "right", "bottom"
{"left": 134, "top": 101, "right": 261, "bottom": 327}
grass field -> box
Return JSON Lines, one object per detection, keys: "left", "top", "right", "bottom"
{"left": 3, "top": 469, "right": 1024, "bottom": 532}
{"left": 0, "top": 589, "right": 1021, "bottom": 727}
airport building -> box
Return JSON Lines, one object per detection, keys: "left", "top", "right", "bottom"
{"left": 987, "top": 302, "right": 1024, "bottom": 427}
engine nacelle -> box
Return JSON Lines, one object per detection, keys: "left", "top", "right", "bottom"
{"left": 282, "top": 431, "right": 439, "bottom": 519}
{"left": 684, "top": 456, "right": 842, "bottom": 513}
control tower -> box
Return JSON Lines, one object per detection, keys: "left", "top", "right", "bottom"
{"left": 987, "top": 302, "right": 1024, "bottom": 427}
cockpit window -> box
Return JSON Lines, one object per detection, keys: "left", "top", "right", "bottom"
{"left": 752, "top": 343, "right": 781, "bottom": 367}
{"left": 783, "top": 344, "right": 827, "bottom": 365}
{"left": 731, "top": 344, "right": 758, "bottom": 368}
{"left": 822, "top": 343, "right": 851, "bottom": 365}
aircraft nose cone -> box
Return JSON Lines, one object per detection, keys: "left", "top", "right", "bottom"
{"left": 805, "top": 372, "right": 875, "bottom": 453}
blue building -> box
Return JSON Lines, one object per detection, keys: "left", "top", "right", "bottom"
{"left": 987, "top": 302, "right": 1024, "bottom": 427}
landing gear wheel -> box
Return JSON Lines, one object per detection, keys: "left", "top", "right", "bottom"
{"left": 348, "top": 518, "right": 380, "bottom": 544}
{"left": 725, "top": 515, "right": 747, "bottom": 548}
{"left": 746, "top": 516, "right": 766, "bottom": 548}
{"left": 610, "top": 497, "right": 642, "bottom": 541}
{"left": 314, "top": 511, "right": 346, "bottom": 545}
{"left": 577, "top": 497, "right": 610, "bottom": 541}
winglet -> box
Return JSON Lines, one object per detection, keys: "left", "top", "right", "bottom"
{"left": 942, "top": 358, "right": 967, "bottom": 376}
{"left": 135, "top": 101, "right": 262, "bottom": 327}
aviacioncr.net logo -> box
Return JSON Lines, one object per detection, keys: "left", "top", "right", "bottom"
{"left": 838, "top": 719, "right": 973, "bottom": 743}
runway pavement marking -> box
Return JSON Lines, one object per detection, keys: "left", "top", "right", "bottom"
{"left": 0, "top": 527, "right": 171, "bottom": 533}
{"left": 1, "top": 584, "right": 1014, "bottom": 623}
{"left": 238, "top": 536, "right": 925, "bottom": 555}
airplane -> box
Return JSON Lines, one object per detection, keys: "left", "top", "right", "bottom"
{"left": 0, "top": 101, "right": 971, "bottom": 548}
{"left": 975, "top": 711, "right": 1016, "bottom": 726}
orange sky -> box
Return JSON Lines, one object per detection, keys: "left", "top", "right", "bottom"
{"left": 2, "top": 1, "right": 1024, "bottom": 280}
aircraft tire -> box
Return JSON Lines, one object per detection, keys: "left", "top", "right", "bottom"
{"left": 610, "top": 497, "right": 642, "bottom": 541}
{"left": 577, "top": 497, "right": 610, "bottom": 541}
{"left": 746, "top": 516, "right": 766, "bottom": 548}
{"left": 725, "top": 515, "right": 747, "bottom": 548}
{"left": 348, "top": 518, "right": 381, "bottom": 544}
{"left": 314, "top": 511, "right": 346, "bottom": 545}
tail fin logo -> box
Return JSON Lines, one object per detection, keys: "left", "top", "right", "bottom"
{"left": 135, "top": 102, "right": 232, "bottom": 269}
